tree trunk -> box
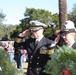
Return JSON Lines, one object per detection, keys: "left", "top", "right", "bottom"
{"left": 59, "top": 0, "right": 67, "bottom": 28}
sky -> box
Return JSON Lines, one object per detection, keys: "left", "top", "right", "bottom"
{"left": 0, "top": 0, "right": 76, "bottom": 25}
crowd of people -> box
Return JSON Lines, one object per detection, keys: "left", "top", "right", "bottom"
{"left": 0, "top": 41, "right": 28, "bottom": 69}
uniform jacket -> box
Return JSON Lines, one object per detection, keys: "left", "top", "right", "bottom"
{"left": 72, "top": 41, "right": 76, "bottom": 49}
{"left": 14, "top": 36, "right": 55, "bottom": 75}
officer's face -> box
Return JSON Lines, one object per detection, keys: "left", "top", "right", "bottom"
{"left": 62, "top": 33, "right": 74, "bottom": 45}
{"left": 31, "top": 28, "right": 44, "bottom": 39}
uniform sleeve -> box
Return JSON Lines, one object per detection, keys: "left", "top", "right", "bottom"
{"left": 14, "top": 34, "right": 25, "bottom": 49}
{"left": 46, "top": 39, "right": 56, "bottom": 55}
{"left": 14, "top": 34, "right": 31, "bottom": 49}
{"left": 15, "top": 34, "right": 24, "bottom": 43}
{"left": 46, "top": 45, "right": 55, "bottom": 55}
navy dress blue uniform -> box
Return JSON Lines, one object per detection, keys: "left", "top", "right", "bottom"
{"left": 71, "top": 42, "right": 76, "bottom": 49}
{"left": 14, "top": 37, "right": 55, "bottom": 75}
{"left": 14, "top": 20, "right": 55, "bottom": 75}
{"left": 14, "top": 47, "right": 22, "bottom": 68}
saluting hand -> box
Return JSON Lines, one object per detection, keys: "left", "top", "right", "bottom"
{"left": 19, "top": 29, "right": 30, "bottom": 37}
{"left": 53, "top": 34, "right": 60, "bottom": 45}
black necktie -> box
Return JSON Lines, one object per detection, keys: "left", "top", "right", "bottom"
{"left": 35, "top": 40, "right": 39, "bottom": 46}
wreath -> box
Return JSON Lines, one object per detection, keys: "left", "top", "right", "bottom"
{"left": 0, "top": 49, "right": 21, "bottom": 75}
{"left": 44, "top": 45, "right": 76, "bottom": 75}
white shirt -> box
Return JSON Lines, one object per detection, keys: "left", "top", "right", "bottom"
{"left": 36, "top": 35, "right": 44, "bottom": 42}
{"left": 68, "top": 41, "right": 75, "bottom": 48}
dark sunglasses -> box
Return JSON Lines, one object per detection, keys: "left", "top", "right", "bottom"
{"left": 61, "top": 33, "right": 68, "bottom": 37}
{"left": 30, "top": 28, "right": 43, "bottom": 32}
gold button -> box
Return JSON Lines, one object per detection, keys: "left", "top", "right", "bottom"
{"left": 30, "top": 61, "right": 32, "bottom": 63}
{"left": 37, "top": 68, "right": 38, "bottom": 70}
{"left": 31, "top": 56, "right": 33, "bottom": 58}
{"left": 37, "top": 57, "right": 39, "bottom": 59}
{"left": 37, "top": 63, "right": 39, "bottom": 65}
{"left": 30, "top": 67, "right": 31, "bottom": 69}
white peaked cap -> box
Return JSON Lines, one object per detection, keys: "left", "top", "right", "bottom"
{"left": 29, "top": 20, "right": 47, "bottom": 27}
{"left": 61, "top": 20, "right": 75, "bottom": 30}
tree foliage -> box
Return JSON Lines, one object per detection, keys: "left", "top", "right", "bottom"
{"left": 11, "top": 8, "right": 59, "bottom": 39}
{"left": 0, "top": 9, "right": 6, "bottom": 23}
{"left": 44, "top": 46, "right": 76, "bottom": 75}
{"left": 0, "top": 24, "right": 17, "bottom": 40}
{"left": 68, "top": 4, "right": 76, "bottom": 27}
{"left": 0, "top": 9, "right": 17, "bottom": 40}
{"left": 0, "top": 50, "right": 19, "bottom": 75}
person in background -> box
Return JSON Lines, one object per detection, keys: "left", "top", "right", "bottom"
{"left": 14, "top": 47, "right": 23, "bottom": 69}
{"left": 22, "top": 49, "right": 27, "bottom": 62}
{"left": 14, "top": 20, "right": 56, "bottom": 75}
{"left": 1, "top": 35, "right": 10, "bottom": 41}
{"left": 7, "top": 42, "right": 14, "bottom": 63}
{"left": 0, "top": 42, "right": 4, "bottom": 49}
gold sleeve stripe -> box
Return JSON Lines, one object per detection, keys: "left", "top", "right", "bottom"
{"left": 46, "top": 49, "right": 54, "bottom": 55}
{"left": 15, "top": 38, "right": 22, "bottom": 43}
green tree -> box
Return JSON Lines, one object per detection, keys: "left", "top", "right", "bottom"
{"left": 44, "top": 46, "right": 76, "bottom": 75}
{"left": 68, "top": 4, "right": 76, "bottom": 26}
{"left": 0, "top": 9, "right": 17, "bottom": 40}
{"left": 0, "top": 49, "right": 24, "bottom": 75}
{"left": 0, "top": 24, "right": 17, "bottom": 40}
{"left": 0, "top": 9, "right": 6, "bottom": 23}
{"left": 11, "top": 8, "right": 59, "bottom": 39}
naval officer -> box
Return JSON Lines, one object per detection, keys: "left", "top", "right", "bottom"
{"left": 60, "top": 20, "right": 76, "bottom": 49}
{"left": 14, "top": 20, "right": 55, "bottom": 75}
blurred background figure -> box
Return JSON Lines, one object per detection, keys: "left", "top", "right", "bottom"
{"left": 7, "top": 42, "right": 14, "bottom": 63}
{"left": 0, "top": 42, "right": 4, "bottom": 49}
{"left": 14, "top": 47, "right": 23, "bottom": 69}
{"left": 1, "top": 35, "right": 10, "bottom": 41}
{"left": 22, "top": 49, "right": 27, "bottom": 62}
